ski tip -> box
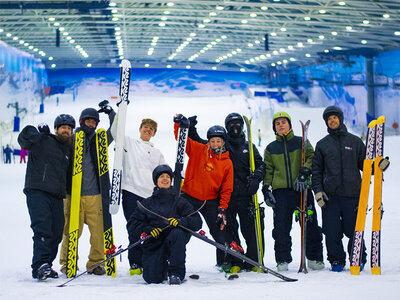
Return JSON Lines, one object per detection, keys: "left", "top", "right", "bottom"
{"left": 121, "top": 59, "right": 131, "bottom": 68}
{"left": 109, "top": 205, "right": 119, "bottom": 215}
{"left": 368, "top": 120, "right": 377, "bottom": 128}
{"left": 376, "top": 115, "right": 385, "bottom": 124}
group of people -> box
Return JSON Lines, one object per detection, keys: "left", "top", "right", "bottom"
{"left": 2, "top": 144, "right": 28, "bottom": 163}
{"left": 19, "top": 103, "right": 387, "bottom": 285}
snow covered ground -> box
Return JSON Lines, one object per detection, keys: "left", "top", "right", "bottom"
{"left": 0, "top": 92, "right": 399, "bottom": 299}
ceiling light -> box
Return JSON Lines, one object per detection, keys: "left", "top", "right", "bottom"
{"left": 280, "top": 27, "right": 287, "bottom": 32}
{"left": 260, "top": 55, "right": 266, "bottom": 59}
{"left": 261, "top": 6, "right": 268, "bottom": 11}
{"left": 51, "top": 64, "right": 56, "bottom": 68}
{"left": 277, "top": 61, "right": 282, "bottom": 65}
{"left": 221, "top": 35, "right": 227, "bottom": 39}
{"left": 63, "top": 32, "right": 69, "bottom": 36}
{"left": 271, "top": 63, "right": 276, "bottom": 66}
{"left": 273, "top": 0, "right": 280, "bottom": 2}
{"left": 163, "top": 10, "right": 170, "bottom": 14}
{"left": 48, "top": 17, "right": 55, "bottom": 21}
{"left": 324, "top": 49, "right": 329, "bottom": 53}
{"left": 383, "top": 14, "right": 390, "bottom": 19}
{"left": 70, "top": 39, "right": 75, "bottom": 43}
{"left": 216, "top": 6, "right": 224, "bottom": 10}
{"left": 167, "top": 2, "right": 174, "bottom": 6}
{"left": 236, "top": 48, "right": 242, "bottom": 52}
{"left": 361, "top": 40, "right": 367, "bottom": 44}
{"left": 161, "top": 16, "right": 168, "bottom": 21}
{"left": 116, "top": 36, "right": 121, "bottom": 40}
{"left": 115, "top": 27, "right": 120, "bottom": 31}
{"left": 279, "top": 48, "right": 286, "bottom": 53}
{"left": 29, "top": 46, "right": 33, "bottom": 49}
{"left": 254, "top": 40, "right": 260, "bottom": 44}
{"left": 288, "top": 45, "right": 294, "bottom": 50}
{"left": 13, "top": 37, "right": 18, "bottom": 40}
{"left": 111, "top": 9, "right": 117, "bottom": 14}
{"left": 363, "top": 20, "right": 370, "bottom": 24}
{"left": 33, "top": 48, "right": 38, "bottom": 52}
{"left": 115, "top": 31, "right": 121, "bottom": 36}
{"left": 6, "top": 33, "right": 12, "bottom": 37}
{"left": 283, "top": 59, "right": 288, "bottom": 63}
{"left": 87, "top": 64, "right": 92, "bottom": 67}
{"left": 273, "top": 50, "right": 278, "bottom": 55}
{"left": 186, "top": 65, "right": 191, "bottom": 69}
{"left": 241, "top": 20, "right": 248, "bottom": 24}
{"left": 319, "top": 35, "right": 325, "bottom": 39}
{"left": 307, "top": 39, "right": 313, "bottom": 43}
{"left": 212, "top": 66, "right": 217, "bottom": 70}
{"left": 190, "top": 33, "right": 196, "bottom": 37}
{"left": 305, "top": 53, "right": 311, "bottom": 57}
{"left": 209, "top": 12, "right": 217, "bottom": 16}
{"left": 67, "top": 36, "right": 72, "bottom": 40}
{"left": 240, "top": 68, "right": 245, "bottom": 72}
{"left": 270, "top": 32, "right": 277, "bottom": 36}
{"left": 59, "top": 27, "right": 65, "bottom": 32}
{"left": 346, "top": 26, "right": 352, "bottom": 31}
{"left": 203, "top": 18, "right": 211, "bottom": 23}
{"left": 49, "top": 57, "right": 53, "bottom": 60}
{"left": 250, "top": 13, "right": 257, "bottom": 18}
{"left": 266, "top": 53, "right": 271, "bottom": 57}
{"left": 290, "top": 57, "right": 296, "bottom": 61}
{"left": 166, "top": 65, "right": 172, "bottom": 68}
{"left": 159, "top": 22, "right": 166, "bottom": 27}
{"left": 297, "top": 42, "right": 304, "bottom": 47}
{"left": 198, "top": 24, "right": 205, "bottom": 28}
{"left": 394, "top": 31, "right": 400, "bottom": 36}
{"left": 245, "top": 60, "right": 250, "bottom": 64}
{"left": 338, "top": 1, "right": 346, "bottom": 6}
{"left": 248, "top": 43, "right": 253, "bottom": 47}
{"left": 319, "top": 10, "right": 326, "bottom": 14}
{"left": 144, "top": 64, "right": 150, "bottom": 67}
{"left": 19, "top": 40, "right": 24, "bottom": 44}
{"left": 24, "top": 43, "right": 29, "bottom": 46}
{"left": 333, "top": 46, "right": 342, "bottom": 50}
{"left": 331, "top": 31, "right": 338, "bottom": 35}
{"left": 304, "top": 16, "right": 311, "bottom": 21}
{"left": 112, "top": 17, "right": 119, "bottom": 21}
{"left": 54, "top": 22, "right": 60, "bottom": 26}
{"left": 109, "top": 2, "right": 117, "bottom": 7}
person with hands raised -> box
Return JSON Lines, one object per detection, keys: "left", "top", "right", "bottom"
{"left": 128, "top": 164, "right": 202, "bottom": 285}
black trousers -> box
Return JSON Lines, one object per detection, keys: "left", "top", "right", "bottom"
{"left": 142, "top": 228, "right": 190, "bottom": 284}
{"left": 225, "top": 198, "right": 265, "bottom": 269}
{"left": 182, "top": 193, "right": 227, "bottom": 266}
{"left": 272, "top": 188, "right": 323, "bottom": 264}
{"left": 322, "top": 195, "right": 367, "bottom": 265}
{"left": 122, "top": 190, "right": 145, "bottom": 267}
{"left": 26, "top": 189, "right": 64, "bottom": 277}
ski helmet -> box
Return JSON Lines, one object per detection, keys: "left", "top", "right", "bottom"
{"left": 152, "top": 164, "right": 174, "bottom": 185}
{"left": 224, "top": 113, "right": 243, "bottom": 129}
{"left": 54, "top": 114, "right": 76, "bottom": 130}
{"left": 79, "top": 108, "right": 100, "bottom": 124}
{"left": 323, "top": 106, "right": 343, "bottom": 125}
{"left": 207, "top": 125, "right": 227, "bottom": 141}
{"left": 272, "top": 111, "right": 292, "bottom": 134}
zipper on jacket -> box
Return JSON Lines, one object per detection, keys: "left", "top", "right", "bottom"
{"left": 282, "top": 135, "right": 293, "bottom": 188}
{"left": 42, "top": 164, "right": 48, "bottom": 182}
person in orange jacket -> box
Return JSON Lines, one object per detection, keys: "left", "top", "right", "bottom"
{"left": 174, "top": 114, "right": 234, "bottom": 269}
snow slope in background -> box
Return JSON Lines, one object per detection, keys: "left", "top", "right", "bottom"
{"left": 0, "top": 93, "right": 399, "bottom": 299}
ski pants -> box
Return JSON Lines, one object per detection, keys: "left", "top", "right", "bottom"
{"left": 122, "top": 190, "right": 145, "bottom": 267}
{"left": 60, "top": 194, "right": 104, "bottom": 271}
{"left": 142, "top": 228, "right": 190, "bottom": 284}
{"left": 322, "top": 195, "right": 367, "bottom": 265}
{"left": 26, "top": 189, "right": 64, "bottom": 277}
{"left": 225, "top": 198, "right": 265, "bottom": 269}
{"left": 182, "top": 193, "right": 228, "bottom": 266}
{"left": 272, "top": 188, "right": 323, "bottom": 264}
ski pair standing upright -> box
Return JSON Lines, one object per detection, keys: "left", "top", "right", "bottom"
{"left": 350, "top": 116, "right": 387, "bottom": 275}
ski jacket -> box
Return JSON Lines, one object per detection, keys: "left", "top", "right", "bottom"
{"left": 188, "top": 126, "right": 265, "bottom": 201}
{"left": 111, "top": 116, "right": 165, "bottom": 198}
{"left": 174, "top": 123, "right": 234, "bottom": 209}
{"left": 18, "top": 125, "right": 71, "bottom": 198}
{"left": 264, "top": 130, "right": 314, "bottom": 190}
{"left": 128, "top": 187, "right": 202, "bottom": 238}
{"left": 312, "top": 124, "right": 365, "bottom": 198}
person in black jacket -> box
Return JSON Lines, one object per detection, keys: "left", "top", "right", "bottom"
{"left": 59, "top": 106, "right": 115, "bottom": 276}
{"left": 188, "top": 113, "right": 266, "bottom": 273}
{"left": 18, "top": 114, "right": 75, "bottom": 281}
{"left": 312, "top": 106, "right": 367, "bottom": 272}
{"left": 128, "top": 165, "right": 202, "bottom": 285}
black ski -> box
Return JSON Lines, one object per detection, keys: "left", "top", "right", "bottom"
{"left": 173, "top": 118, "right": 190, "bottom": 194}
{"left": 137, "top": 201, "right": 298, "bottom": 282}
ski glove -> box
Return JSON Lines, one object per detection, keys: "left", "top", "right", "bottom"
{"left": 150, "top": 227, "right": 162, "bottom": 238}
{"left": 294, "top": 167, "right": 311, "bottom": 192}
{"left": 168, "top": 218, "right": 179, "bottom": 227}
{"left": 98, "top": 100, "right": 113, "bottom": 115}
{"left": 38, "top": 123, "right": 50, "bottom": 134}
{"left": 216, "top": 207, "right": 227, "bottom": 231}
{"left": 188, "top": 115, "right": 198, "bottom": 127}
{"left": 315, "top": 191, "right": 329, "bottom": 209}
{"left": 247, "top": 175, "right": 260, "bottom": 195}
{"left": 262, "top": 185, "right": 276, "bottom": 209}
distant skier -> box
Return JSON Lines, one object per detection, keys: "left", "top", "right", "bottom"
{"left": 110, "top": 114, "right": 165, "bottom": 276}
{"left": 3, "top": 144, "right": 13, "bottom": 164}
{"left": 59, "top": 106, "right": 115, "bottom": 276}
{"left": 18, "top": 114, "right": 75, "bottom": 281}
{"left": 188, "top": 113, "right": 266, "bottom": 273}
{"left": 174, "top": 114, "right": 234, "bottom": 269}
{"left": 20, "top": 148, "right": 28, "bottom": 163}
{"left": 311, "top": 106, "right": 388, "bottom": 272}
{"left": 258, "top": 129, "right": 262, "bottom": 146}
{"left": 262, "top": 111, "right": 324, "bottom": 272}
{"left": 128, "top": 164, "right": 202, "bottom": 285}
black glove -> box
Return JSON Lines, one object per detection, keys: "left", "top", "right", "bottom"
{"left": 38, "top": 123, "right": 50, "bottom": 134}
{"left": 294, "top": 167, "right": 311, "bottom": 192}
{"left": 262, "top": 185, "right": 276, "bottom": 208}
{"left": 150, "top": 227, "right": 162, "bottom": 238}
{"left": 174, "top": 114, "right": 184, "bottom": 123}
{"left": 188, "top": 115, "right": 198, "bottom": 127}
{"left": 315, "top": 191, "right": 329, "bottom": 209}
{"left": 247, "top": 175, "right": 260, "bottom": 195}
{"left": 216, "top": 207, "right": 227, "bottom": 230}
{"left": 378, "top": 156, "right": 390, "bottom": 172}
{"left": 98, "top": 100, "right": 113, "bottom": 115}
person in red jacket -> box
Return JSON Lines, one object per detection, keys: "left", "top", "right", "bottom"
{"left": 174, "top": 114, "right": 234, "bottom": 269}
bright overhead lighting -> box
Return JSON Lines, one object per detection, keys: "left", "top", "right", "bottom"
{"left": 270, "top": 32, "right": 277, "bottom": 36}
{"left": 66, "top": 36, "right": 72, "bottom": 40}
{"left": 261, "top": 6, "right": 268, "bottom": 11}
{"left": 280, "top": 27, "right": 287, "bottom": 32}
{"left": 383, "top": 14, "right": 390, "bottom": 19}
{"left": 63, "top": 32, "right": 69, "bottom": 36}
{"left": 271, "top": 63, "right": 276, "bottom": 66}
{"left": 161, "top": 16, "right": 168, "bottom": 21}
{"left": 277, "top": 61, "right": 282, "bottom": 65}
{"left": 109, "top": 2, "right": 117, "bottom": 7}
{"left": 163, "top": 11, "right": 170, "bottom": 14}
{"left": 29, "top": 45, "right": 33, "bottom": 49}
{"left": 346, "top": 26, "right": 352, "bottom": 31}
{"left": 273, "top": 50, "right": 278, "bottom": 55}
{"left": 297, "top": 42, "right": 304, "bottom": 47}
{"left": 112, "top": 17, "right": 119, "bottom": 21}
{"left": 186, "top": 65, "right": 191, "bottom": 69}
{"left": 216, "top": 6, "right": 224, "bottom": 10}
{"left": 6, "top": 33, "right": 12, "bottom": 37}
{"left": 319, "top": 10, "right": 326, "bottom": 14}
{"left": 54, "top": 22, "right": 60, "bottom": 26}
{"left": 115, "top": 27, "right": 120, "bottom": 31}
{"left": 212, "top": 66, "right": 217, "bottom": 70}
{"left": 111, "top": 9, "right": 117, "bottom": 14}
{"left": 87, "top": 63, "right": 92, "bottom": 67}
{"left": 288, "top": 45, "right": 294, "bottom": 50}
{"left": 279, "top": 48, "right": 286, "bottom": 53}
{"left": 307, "top": 39, "right": 313, "bottom": 43}
{"left": 221, "top": 35, "right": 227, "bottom": 39}
{"left": 69, "top": 39, "right": 75, "bottom": 43}
{"left": 283, "top": 59, "right": 288, "bottom": 63}
{"left": 324, "top": 49, "right": 329, "bottom": 53}
{"left": 305, "top": 53, "right": 311, "bottom": 57}
{"left": 248, "top": 43, "right": 254, "bottom": 47}
{"left": 203, "top": 18, "right": 211, "bottom": 23}
{"left": 166, "top": 65, "right": 172, "bottom": 68}
{"left": 51, "top": 64, "right": 56, "bottom": 68}
{"left": 159, "top": 22, "right": 166, "bottom": 27}
{"left": 13, "top": 36, "right": 18, "bottom": 40}
{"left": 59, "top": 27, "right": 65, "bottom": 31}
{"left": 24, "top": 43, "right": 29, "bottom": 46}
{"left": 304, "top": 16, "right": 311, "bottom": 21}
{"left": 333, "top": 46, "right": 342, "bottom": 50}
{"left": 250, "top": 13, "right": 257, "bottom": 18}
{"left": 338, "top": 1, "right": 346, "bottom": 6}
{"left": 33, "top": 48, "right": 38, "bottom": 52}
{"left": 319, "top": 35, "right": 325, "bottom": 39}
{"left": 361, "top": 40, "right": 367, "bottom": 44}
{"left": 394, "top": 31, "right": 400, "bottom": 36}
{"left": 254, "top": 40, "right": 260, "bottom": 44}
{"left": 241, "top": 20, "right": 248, "bottom": 24}
{"left": 273, "top": 0, "right": 280, "bottom": 2}
{"left": 363, "top": 20, "right": 370, "bottom": 24}
{"left": 48, "top": 17, "right": 55, "bottom": 21}
{"left": 49, "top": 57, "right": 53, "bottom": 60}
{"left": 145, "top": 64, "right": 150, "bottom": 67}
{"left": 331, "top": 31, "right": 338, "bottom": 35}
{"left": 19, "top": 40, "right": 24, "bottom": 44}
{"left": 209, "top": 12, "right": 217, "bottom": 16}
{"left": 198, "top": 24, "right": 205, "bottom": 28}
{"left": 290, "top": 57, "right": 296, "bottom": 61}
{"left": 240, "top": 68, "right": 245, "bottom": 72}
{"left": 190, "top": 33, "right": 196, "bottom": 37}
{"left": 167, "top": 2, "right": 174, "bottom": 6}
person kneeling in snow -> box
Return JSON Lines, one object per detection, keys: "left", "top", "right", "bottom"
{"left": 128, "top": 164, "right": 202, "bottom": 285}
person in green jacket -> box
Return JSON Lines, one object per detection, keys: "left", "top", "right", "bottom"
{"left": 262, "top": 112, "right": 324, "bottom": 272}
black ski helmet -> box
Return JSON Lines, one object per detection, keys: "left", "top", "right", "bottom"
{"left": 54, "top": 114, "right": 76, "bottom": 130}
{"left": 207, "top": 125, "right": 227, "bottom": 141}
{"left": 152, "top": 164, "right": 174, "bottom": 185}
{"left": 323, "top": 106, "right": 343, "bottom": 125}
{"left": 79, "top": 108, "right": 100, "bottom": 124}
{"left": 224, "top": 112, "right": 243, "bottom": 129}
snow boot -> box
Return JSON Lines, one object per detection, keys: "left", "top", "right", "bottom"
{"left": 130, "top": 264, "right": 143, "bottom": 276}
{"left": 37, "top": 263, "right": 52, "bottom": 281}
{"left": 169, "top": 275, "right": 182, "bottom": 285}
{"left": 307, "top": 260, "right": 325, "bottom": 270}
{"left": 331, "top": 262, "right": 344, "bottom": 272}
{"left": 219, "top": 262, "right": 232, "bottom": 273}
{"left": 277, "top": 262, "right": 289, "bottom": 272}
{"left": 88, "top": 265, "right": 106, "bottom": 275}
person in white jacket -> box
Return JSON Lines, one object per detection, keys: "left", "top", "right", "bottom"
{"left": 111, "top": 116, "right": 165, "bottom": 275}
